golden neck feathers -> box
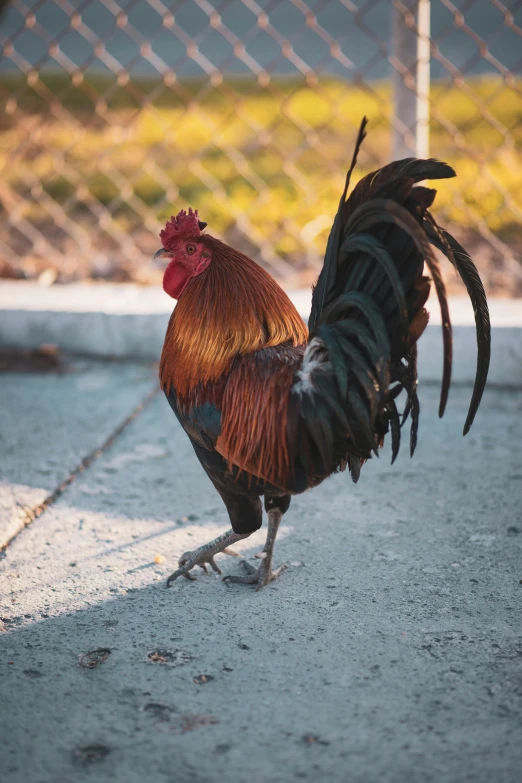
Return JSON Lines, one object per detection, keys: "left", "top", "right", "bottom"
{"left": 159, "top": 236, "right": 308, "bottom": 399}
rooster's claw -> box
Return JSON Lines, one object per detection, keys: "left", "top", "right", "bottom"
{"left": 222, "top": 559, "right": 287, "bottom": 591}
{"left": 165, "top": 529, "right": 252, "bottom": 588}
{"left": 166, "top": 549, "right": 223, "bottom": 586}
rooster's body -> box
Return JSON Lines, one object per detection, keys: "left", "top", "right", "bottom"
{"left": 156, "top": 120, "right": 490, "bottom": 590}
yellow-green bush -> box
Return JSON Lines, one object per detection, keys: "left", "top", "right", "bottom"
{"left": 1, "top": 73, "right": 520, "bottom": 276}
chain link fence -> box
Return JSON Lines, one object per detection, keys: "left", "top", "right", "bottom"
{"left": 0, "top": 0, "right": 521, "bottom": 292}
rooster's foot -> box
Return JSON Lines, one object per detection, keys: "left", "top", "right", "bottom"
{"left": 177, "top": 549, "right": 222, "bottom": 581}
{"left": 166, "top": 529, "right": 250, "bottom": 587}
{"left": 222, "top": 558, "right": 287, "bottom": 591}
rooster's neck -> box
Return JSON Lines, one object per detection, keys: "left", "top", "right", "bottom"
{"left": 159, "top": 237, "right": 308, "bottom": 400}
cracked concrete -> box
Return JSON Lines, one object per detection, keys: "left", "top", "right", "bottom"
{"left": 0, "top": 359, "right": 156, "bottom": 547}
{"left": 1, "top": 361, "right": 521, "bottom": 783}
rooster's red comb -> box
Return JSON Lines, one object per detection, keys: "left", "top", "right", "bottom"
{"left": 160, "top": 208, "right": 207, "bottom": 249}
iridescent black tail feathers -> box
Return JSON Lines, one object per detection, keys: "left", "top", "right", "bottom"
{"left": 296, "top": 117, "right": 490, "bottom": 483}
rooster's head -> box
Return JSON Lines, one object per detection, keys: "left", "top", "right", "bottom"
{"left": 155, "top": 208, "right": 211, "bottom": 300}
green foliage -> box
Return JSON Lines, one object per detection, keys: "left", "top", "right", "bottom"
{"left": 1, "top": 73, "right": 520, "bottom": 269}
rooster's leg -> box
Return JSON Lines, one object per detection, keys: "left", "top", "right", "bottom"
{"left": 166, "top": 529, "right": 251, "bottom": 587}
{"left": 222, "top": 508, "right": 287, "bottom": 591}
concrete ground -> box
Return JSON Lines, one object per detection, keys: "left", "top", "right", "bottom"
{"left": 2, "top": 282, "right": 522, "bottom": 387}
{"left": 1, "top": 358, "right": 521, "bottom": 783}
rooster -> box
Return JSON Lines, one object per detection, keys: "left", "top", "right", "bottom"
{"left": 155, "top": 118, "right": 490, "bottom": 591}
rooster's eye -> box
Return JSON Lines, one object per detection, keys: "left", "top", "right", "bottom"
{"left": 186, "top": 244, "right": 197, "bottom": 254}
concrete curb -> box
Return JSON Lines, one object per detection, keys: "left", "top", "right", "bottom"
{"left": 1, "top": 282, "right": 521, "bottom": 386}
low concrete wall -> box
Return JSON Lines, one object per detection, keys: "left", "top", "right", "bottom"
{"left": 1, "top": 282, "right": 521, "bottom": 386}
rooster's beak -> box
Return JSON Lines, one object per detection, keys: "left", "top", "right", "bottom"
{"left": 153, "top": 248, "right": 170, "bottom": 268}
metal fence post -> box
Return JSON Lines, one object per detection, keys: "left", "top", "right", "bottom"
{"left": 392, "top": 0, "right": 431, "bottom": 159}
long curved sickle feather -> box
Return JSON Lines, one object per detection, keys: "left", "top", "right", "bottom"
{"left": 343, "top": 158, "right": 455, "bottom": 225}
{"left": 387, "top": 397, "right": 401, "bottom": 464}
{"left": 344, "top": 198, "right": 452, "bottom": 419}
{"left": 339, "top": 233, "right": 409, "bottom": 337}
{"left": 321, "top": 290, "right": 390, "bottom": 393}
{"left": 423, "top": 215, "right": 491, "bottom": 435}
{"left": 310, "top": 117, "right": 368, "bottom": 331}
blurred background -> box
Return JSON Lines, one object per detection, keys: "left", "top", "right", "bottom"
{"left": 0, "top": 0, "right": 521, "bottom": 294}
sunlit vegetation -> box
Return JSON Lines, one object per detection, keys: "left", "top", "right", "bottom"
{"left": 0, "top": 72, "right": 520, "bottom": 286}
